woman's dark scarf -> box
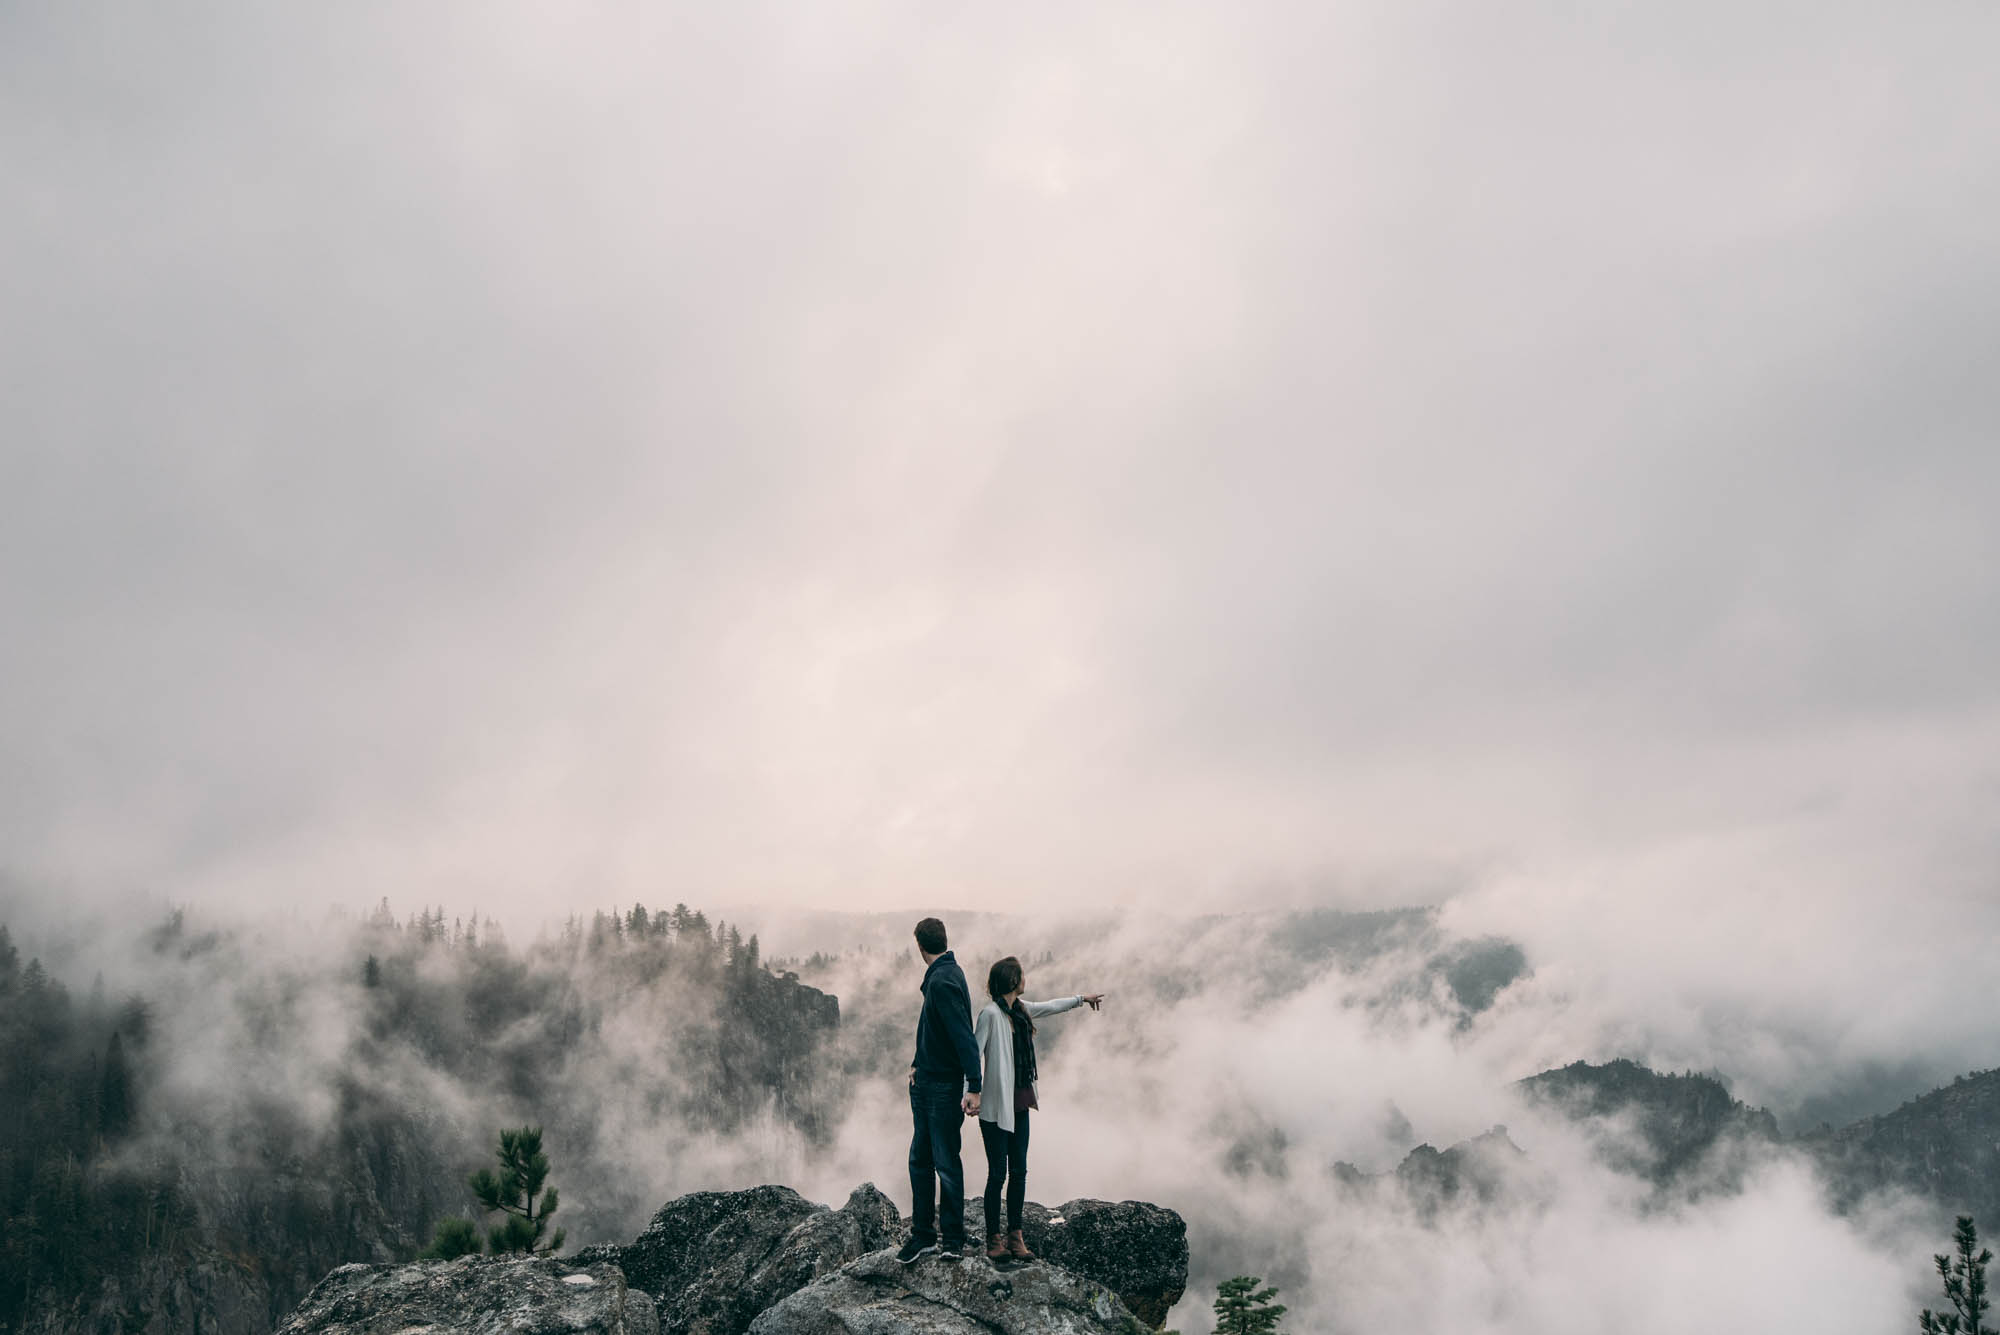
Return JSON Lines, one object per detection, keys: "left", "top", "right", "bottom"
{"left": 1010, "top": 1001, "right": 1038, "bottom": 1090}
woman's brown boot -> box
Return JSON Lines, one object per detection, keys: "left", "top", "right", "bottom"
{"left": 985, "top": 1232, "right": 1009, "bottom": 1260}
{"left": 1006, "top": 1229, "right": 1035, "bottom": 1260}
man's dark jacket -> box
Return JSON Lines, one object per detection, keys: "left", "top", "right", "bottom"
{"left": 911, "top": 950, "right": 982, "bottom": 1091}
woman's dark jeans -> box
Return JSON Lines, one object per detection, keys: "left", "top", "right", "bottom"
{"left": 978, "top": 1106, "right": 1030, "bottom": 1237}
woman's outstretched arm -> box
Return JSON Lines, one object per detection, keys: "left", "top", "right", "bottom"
{"left": 1023, "top": 994, "right": 1101, "bottom": 1019}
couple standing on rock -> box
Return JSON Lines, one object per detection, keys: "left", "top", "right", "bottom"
{"left": 899, "top": 916, "right": 1105, "bottom": 1266}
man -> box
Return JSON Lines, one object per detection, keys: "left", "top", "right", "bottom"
{"left": 897, "top": 916, "right": 982, "bottom": 1263}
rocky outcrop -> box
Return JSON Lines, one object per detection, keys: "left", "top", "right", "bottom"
{"left": 575, "top": 1184, "right": 901, "bottom": 1335}
{"left": 955, "top": 1197, "right": 1187, "bottom": 1327}
{"left": 572, "top": 1183, "right": 1186, "bottom": 1333}
{"left": 746, "top": 1248, "right": 1141, "bottom": 1335}
{"left": 272, "top": 1256, "right": 656, "bottom": 1335}
{"left": 269, "top": 1182, "right": 1183, "bottom": 1335}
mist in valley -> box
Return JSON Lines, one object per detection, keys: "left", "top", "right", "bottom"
{"left": 6, "top": 866, "right": 1995, "bottom": 1333}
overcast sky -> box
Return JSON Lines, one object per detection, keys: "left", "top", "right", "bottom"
{"left": 3, "top": 1, "right": 1997, "bottom": 929}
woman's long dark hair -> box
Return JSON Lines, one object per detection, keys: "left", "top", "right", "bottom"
{"left": 987, "top": 955, "right": 1033, "bottom": 1034}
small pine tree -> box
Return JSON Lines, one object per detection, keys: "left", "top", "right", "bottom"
{"left": 469, "top": 1126, "right": 565, "bottom": 1254}
{"left": 362, "top": 955, "right": 381, "bottom": 988}
{"left": 1213, "top": 1276, "right": 1286, "bottom": 1335}
{"left": 421, "top": 1217, "right": 482, "bottom": 1260}
{"left": 1921, "top": 1216, "right": 1994, "bottom": 1335}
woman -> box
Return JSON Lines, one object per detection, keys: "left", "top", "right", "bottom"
{"left": 973, "top": 956, "right": 1105, "bottom": 1261}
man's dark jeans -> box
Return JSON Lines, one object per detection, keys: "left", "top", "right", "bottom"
{"left": 908, "top": 1075, "right": 967, "bottom": 1246}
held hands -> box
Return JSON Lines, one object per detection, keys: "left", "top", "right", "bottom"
{"left": 910, "top": 1065, "right": 982, "bottom": 1117}
{"left": 1081, "top": 993, "right": 1106, "bottom": 1011}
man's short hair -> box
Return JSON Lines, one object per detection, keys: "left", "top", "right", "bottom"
{"left": 913, "top": 917, "right": 948, "bottom": 955}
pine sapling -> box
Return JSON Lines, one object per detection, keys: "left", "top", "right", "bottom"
{"left": 1921, "top": 1216, "right": 1993, "bottom": 1335}
{"left": 468, "top": 1126, "right": 565, "bottom": 1254}
{"left": 1212, "top": 1275, "right": 1286, "bottom": 1335}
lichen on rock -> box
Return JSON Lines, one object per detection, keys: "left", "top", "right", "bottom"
{"left": 272, "top": 1255, "right": 656, "bottom": 1335}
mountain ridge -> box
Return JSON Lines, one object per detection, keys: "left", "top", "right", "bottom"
{"left": 1513, "top": 1057, "right": 2000, "bottom": 1225}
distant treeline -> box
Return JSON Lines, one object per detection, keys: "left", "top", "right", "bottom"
{"left": 354, "top": 898, "right": 762, "bottom": 967}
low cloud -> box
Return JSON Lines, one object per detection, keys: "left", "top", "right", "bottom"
{"left": 3, "top": 1, "right": 1997, "bottom": 923}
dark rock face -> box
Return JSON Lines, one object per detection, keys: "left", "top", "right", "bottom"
{"left": 24, "top": 1096, "right": 481, "bottom": 1335}
{"left": 705, "top": 971, "right": 845, "bottom": 1143}
{"left": 24, "top": 1249, "right": 272, "bottom": 1335}
{"left": 746, "top": 1249, "right": 1139, "bottom": 1335}
{"left": 956, "top": 1197, "right": 1188, "bottom": 1326}
{"left": 580, "top": 1184, "right": 901, "bottom": 1335}
{"left": 272, "top": 1256, "right": 656, "bottom": 1335}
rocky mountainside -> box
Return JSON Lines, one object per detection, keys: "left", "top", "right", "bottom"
{"left": 1801, "top": 1066, "right": 2000, "bottom": 1226}
{"left": 1517, "top": 1059, "right": 1781, "bottom": 1186}
{"left": 1518, "top": 1058, "right": 2000, "bottom": 1225}
{"left": 272, "top": 1185, "right": 1186, "bottom": 1335}
{"left": 20, "top": 1247, "right": 272, "bottom": 1335}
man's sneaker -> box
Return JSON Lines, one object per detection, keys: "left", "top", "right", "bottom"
{"left": 936, "top": 1239, "right": 965, "bottom": 1261}
{"left": 896, "top": 1237, "right": 938, "bottom": 1265}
